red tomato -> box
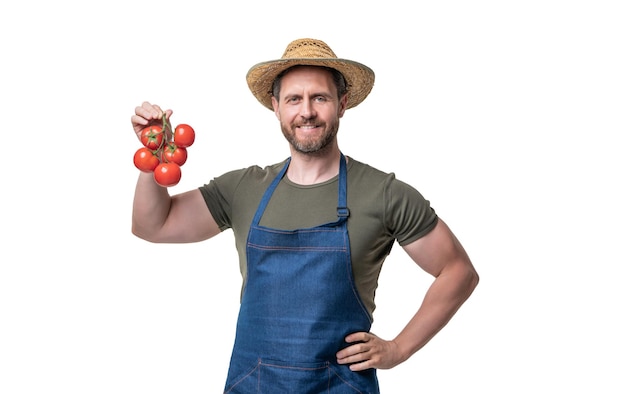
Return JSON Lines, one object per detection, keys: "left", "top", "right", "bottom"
{"left": 173, "top": 124, "right": 195, "bottom": 148}
{"left": 153, "top": 162, "right": 182, "bottom": 187}
{"left": 133, "top": 147, "right": 160, "bottom": 172}
{"left": 140, "top": 125, "right": 164, "bottom": 150}
{"left": 161, "top": 143, "right": 188, "bottom": 166}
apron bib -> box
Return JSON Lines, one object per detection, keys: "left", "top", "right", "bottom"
{"left": 223, "top": 154, "right": 379, "bottom": 393}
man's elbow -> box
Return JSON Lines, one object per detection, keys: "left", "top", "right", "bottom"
{"left": 464, "top": 263, "right": 480, "bottom": 296}
{"left": 131, "top": 224, "right": 160, "bottom": 243}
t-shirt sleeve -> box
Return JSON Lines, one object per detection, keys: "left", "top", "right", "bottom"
{"left": 198, "top": 169, "right": 244, "bottom": 231}
{"left": 385, "top": 176, "right": 439, "bottom": 246}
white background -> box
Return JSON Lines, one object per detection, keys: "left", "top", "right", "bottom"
{"left": 1, "top": 1, "right": 624, "bottom": 393}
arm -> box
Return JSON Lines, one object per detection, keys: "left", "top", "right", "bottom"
{"left": 336, "top": 218, "right": 479, "bottom": 370}
{"left": 131, "top": 102, "right": 221, "bottom": 243}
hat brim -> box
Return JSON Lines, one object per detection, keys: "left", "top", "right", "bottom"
{"left": 246, "top": 58, "right": 375, "bottom": 111}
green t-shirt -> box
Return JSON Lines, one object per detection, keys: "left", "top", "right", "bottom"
{"left": 199, "top": 156, "right": 438, "bottom": 317}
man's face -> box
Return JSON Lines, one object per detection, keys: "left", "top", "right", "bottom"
{"left": 271, "top": 67, "right": 347, "bottom": 154}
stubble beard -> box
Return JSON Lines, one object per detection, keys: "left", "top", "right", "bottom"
{"left": 281, "top": 119, "right": 339, "bottom": 155}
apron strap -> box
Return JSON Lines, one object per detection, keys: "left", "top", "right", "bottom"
{"left": 337, "top": 153, "right": 349, "bottom": 218}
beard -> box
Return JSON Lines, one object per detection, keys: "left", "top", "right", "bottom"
{"left": 280, "top": 118, "right": 339, "bottom": 154}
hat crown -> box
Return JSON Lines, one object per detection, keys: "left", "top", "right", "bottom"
{"left": 282, "top": 38, "right": 338, "bottom": 60}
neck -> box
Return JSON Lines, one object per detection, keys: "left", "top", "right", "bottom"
{"left": 286, "top": 146, "right": 343, "bottom": 185}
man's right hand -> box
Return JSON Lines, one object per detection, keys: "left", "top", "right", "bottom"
{"left": 131, "top": 101, "right": 173, "bottom": 142}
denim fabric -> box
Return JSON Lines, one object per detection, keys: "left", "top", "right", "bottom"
{"left": 224, "top": 154, "right": 379, "bottom": 393}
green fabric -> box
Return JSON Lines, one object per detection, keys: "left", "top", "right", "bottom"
{"left": 199, "top": 156, "right": 438, "bottom": 317}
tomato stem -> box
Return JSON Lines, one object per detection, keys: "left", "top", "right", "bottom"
{"left": 152, "top": 112, "right": 172, "bottom": 154}
{"left": 162, "top": 112, "right": 172, "bottom": 142}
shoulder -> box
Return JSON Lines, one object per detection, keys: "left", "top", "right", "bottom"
{"left": 199, "top": 159, "right": 289, "bottom": 203}
{"left": 347, "top": 156, "right": 429, "bottom": 197}
{"left": 212, "top": 158, "right": 288, "bottom": 186}
{"left": 346, "top": 156, "right": 397, "bottom": 186}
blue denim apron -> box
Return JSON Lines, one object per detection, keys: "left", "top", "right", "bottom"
{"left": 223, "top": 154, "right": 379, "bottom": 393}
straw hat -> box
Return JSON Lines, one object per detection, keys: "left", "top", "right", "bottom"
{"left": 246, "top": 38, "right": 375, "bottom": 111}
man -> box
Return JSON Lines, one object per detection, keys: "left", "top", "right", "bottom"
{"left": 131, "top": 38, "right": 479, "bottom": 393}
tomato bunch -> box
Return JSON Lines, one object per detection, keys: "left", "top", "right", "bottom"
{"left": 133, "top": 114, "right": 195, "bottom": 187}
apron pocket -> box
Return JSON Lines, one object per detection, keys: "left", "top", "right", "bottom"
{"left": 257, "top": 359, "right": 367, "bottom": 393}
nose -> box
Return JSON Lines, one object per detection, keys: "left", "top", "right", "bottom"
{"left": 299, "top": 97, "right": 316, "bottom": 119}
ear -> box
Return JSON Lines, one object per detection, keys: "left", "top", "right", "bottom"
{"left": 271, "top": 96, "right": 280, "bottom": 119}
{"left": 338, "top": 94, "right": 348, "bottom": 118}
